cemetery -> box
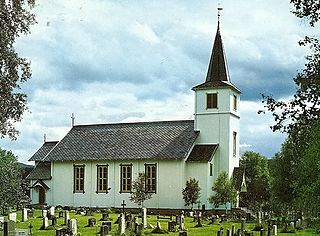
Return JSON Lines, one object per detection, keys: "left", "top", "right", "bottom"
{"left": 0, "top": 206, "right": 318, "bottom": 235}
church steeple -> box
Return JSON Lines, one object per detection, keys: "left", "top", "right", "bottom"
{"left": 205, "top": 22, "right": 229, "bottom": 83}
{"left": 192, "top": 12, "right": 240, "bottom": 93}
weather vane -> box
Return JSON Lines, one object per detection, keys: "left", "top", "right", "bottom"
{"left": 217, "top": 2, "right": 223, "bottom": 23}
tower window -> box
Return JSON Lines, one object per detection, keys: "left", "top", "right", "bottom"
{"left": 207, "top": 93, "right": 217, "bottom": 109}
{"left": 233, "top": 95, "right": 237, "bottom": 111}
{"left": 233, "top": 131, "right": 237, "bottom": 157}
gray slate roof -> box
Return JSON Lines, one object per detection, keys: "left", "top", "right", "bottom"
{"left": 26, "top": 162, "right": 51, "bottom": 180}
{"left": 43, "top": 120, "right": 199, "bottom": 161}
{"left": 29, "top": 141, "right": 58, "bottom": 161}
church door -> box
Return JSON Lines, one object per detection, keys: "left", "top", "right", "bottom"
{"left": 38, "top": 187, "right": 46, "bottom": 204}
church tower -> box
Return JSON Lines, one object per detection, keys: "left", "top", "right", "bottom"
{"left": 192, "top": 20, "right": 241, "bottom": 179}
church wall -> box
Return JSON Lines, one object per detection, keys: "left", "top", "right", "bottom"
{"left": 50, "top": 159, "right": 188, "bottom": 209}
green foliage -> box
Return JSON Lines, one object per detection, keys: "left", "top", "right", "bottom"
{"left": 290, "top": 0, "right": 320, "bottom": 26}
{"left": 182, "top": 178, "right": 201, "bottom": 209}
{"left": 0, "top": 148, "right": 30, "bottom": 214}
{"left": 209, "top": 171, "right": 237, "bottom": 209}
{"left": 240, "top": 151, "right": 271, "bottom": 211}
{"left": 0, "top": 0, "right": 36, "bottom": 139}
{"left": 129, "top": 172, "right": 153, "bottom": 208}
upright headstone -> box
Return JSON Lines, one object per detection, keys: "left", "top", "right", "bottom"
{"left": 8, "top": 213, "right": 16, "bottom": 222}
{"left": 22, "top": 208, "right": 28, "bottom": 222}
{"left": 64, "top": 210, "right": 70, "bottom": 225}
{"left": 69, "top": 219, "right": 77, "bottom": 235}
{"left": 42, "top": 209, "right": 47, "bottom": 218}
{"left": 50, "top": 206, "right": 55, "bottom": 217}
{"left": 260, "top": 229, "right": 265, "bottom": 236}
{"left": 142, "top": 208, "right": 147, "bottom": 229}
{"left": 42, "top": 217, "right": 49, "bottom": 230}
{"left": 179, "top": 231, "right": 187, "bottom": 236}
{"left": 0, "top": 216, "right": 4, "bottom": 229}
{"left": 290, "top": 222, "right": 295, "bottom": 232}
{"left": 231, "top": 224, "right": 235, "bottom": 235}
{"left": 226, "top": 229, "right": 231, "bottom": 236}
{"left": 118, "top": 213, "right": 126, "bottom": 235}
{"left": 168, "top": 221, "right": 175, "bottom": 232}
{"left": 272, "top": 225, "right": 277, "bottom": 236}
{"left": 100, "top": 225, "right": 108, "bottom": 236}
{"left": 133, "top": 216, "right": 138, "bottom": 234}
{"left": 51, "top": 216, "right": 57, "bottom": 226}
{"left": 179, "top": 213, "right": 185, "bottom": 231}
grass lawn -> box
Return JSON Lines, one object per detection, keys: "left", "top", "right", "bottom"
{"left": 1, "top": 210, "right": 318, "bottom": 235}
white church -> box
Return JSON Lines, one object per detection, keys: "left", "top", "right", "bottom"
{"left": 27, "top": 21, "right": 241, "bottom": 210}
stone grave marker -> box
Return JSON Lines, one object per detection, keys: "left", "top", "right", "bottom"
{"left": 41, "top": 216, "right": 49, "bottom": 230}
{"left": 49, "top": 206, "right": 55, "bottom": 217}
{"left": 68, "top": 219, "right": 77, "bottom": 235}
{"left": 27, "top": 209, "right": 34, "bottom": 218}
{"left": 226, "top": 229, "right": 231, "bottom": 236}
{"left": 231, "top": 224, "right": 235, "bottom": 235}
{"left": 179, "top": 231, "right": 187, "bottom": 236}
{"left": 272, "top": 225, "right": 277, "bottom": 236}
{"left": 8, "top": 213, "right": 16, "bottom": 223}
{"left": 290, "top": 221, "right": 295, "bottom": 232}
{"left": 260, "top": 228, "right": 265, "bottom": 236}
{"left": 101, "top": 212, "right": 109, "bottom": 221}
{"left": 64, "top": 210, "right": 69, "bottom": 225}
{"left": 0, "top": 216, "right": 4, "bottom": 229}
{"left": 15, "top": 229, "right": 28, "bottom": 235}
{"left": 118, "top": 213, "right": 126, "bottom": 235}
{"left": 22, "top": 208, "right": 28, "bottom": 222}
{"left": 100, "top": 224, "right": 109, "bottom": 236}
{"left": 168, "top": 220, "right": 175, "bottom": 232}
{"left": 51, "top": 216, "right": 57, "bottom": 226}
{"left": 58, "top": 211, "right": 64, "bottom": 218}
{"left": 102, "top": 221, "right": 112, "bottom": 231}
{"left": 87, "top": 218, "right": 96, "bottom": 227}
{"left": 132, "top": 216, "right": 138, "bottom": 234}
{"left": 42, "top": 209, "right": 47, "bottom": 218}
{"left": 142, "top": 207, "right": 147, "bottom": 229}
{"left": 179, "top": 212, "right": 185, "bottom": 231}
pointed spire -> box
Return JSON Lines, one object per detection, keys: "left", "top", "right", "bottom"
{"left": 205, "top": 16, "right": 229, "bottom": 83}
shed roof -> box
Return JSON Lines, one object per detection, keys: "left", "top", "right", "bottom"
{"left": 26, "top": 162, "right": 51, "bottom": 180}
{"left": 187, "top": 144, "right": 218, "bottom": 162}
{"left": 43, "top": 120, "right": 199, "bottom": 161}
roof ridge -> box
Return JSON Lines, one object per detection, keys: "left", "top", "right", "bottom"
{"left": 73, "top": 119, "right": 194, "bottom": 128}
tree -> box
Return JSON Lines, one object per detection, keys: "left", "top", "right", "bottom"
{"left": 240, "top": 151, "right": 271, "bottom": 212}
{"left": 182, "top": 178, "right": 201, "bottom": 210}
{"left": 0, "top": 148, "right": 30, "bottom": 215}
{"left": 209, "top": 171, "right": 237, "bottom": 213}
{"left": 290, "top": 0, "right": 320, "bottom": 26}
{"left": 129, "top": 172, "right": 153, "bottom": 208}
{"left": 0, "top": 0, "right": 36, "bottom": 139}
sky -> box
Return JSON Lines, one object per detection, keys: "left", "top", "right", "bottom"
{"left": 1, "top": 0, "right": 318, "bottom": 164}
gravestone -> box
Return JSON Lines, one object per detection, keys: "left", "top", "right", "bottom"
{"left": 241, "top": 219, "right": 245, "bottom": 232}
{"left": 100, "top": 225, "right": 109, "bottom": 236}
{"left": 69, "top": 219, "right": 77, "bottom": 235}
{"left": 289, "top": 222, "right": 295, "bottom": 232}
{"left": 217, "top": 230, "right": 221, "bottom": 236}
{"left": 64, "top": 210, "right": 69, "bottom": 225}
{"left": 103, "top": 221, "right": 112, "bottom": 231}
{"left": 88, "top": 218, "right": 96, "bottom": 227}
{"left": 260, "top": 228, "right": 265, "bottom": 236}
{"left": 226, "top": 229, "right": 231, "bottom": 236}
{"left": 8, "top": 213, "right": 16, "bottom": 222}
{"left": 168, "top": 221, "right": 175, "bottom": 232}
{"left": 58, "top": 211, "right": 64, "bottom": 218}
{"left": 195, "top": 211, "right": 202, "bottom": 227}
{"left": 179, "top": 231, "right": 188, "bottom": 236}
{"left": 142, "top": 208, "right": 147, "bottom": 229}
{"left": 101, "top": 212, "right": 109, "bottom": 221}
{"left": 272, "top": 225, "right": 277, "bottom": 236}
{"left": 237, "top": 228, "right": 241, "bottom": 236}
{"left": 42, "top": 209, "right": 47, "bottom": 218}
{"left": 231, "top": 224, "right": 235, "bottom": 235}
{"left": 0, "top": 216, "right": 4, "bottom": 229}
{"left": 41, "top": 217, "right": 49, "bottom": 230}
{"left": 156, "top": 220, "right": 162, "bottom": 230}
{"left": 132, "top": 216, "right": 138, "bottom": 234}
{"left": 179, "top": 212, "right": 185, "bottom": 231}
{"left": 118, "top": 213, "right": 126, "bottom": 235}
{"left": 49, "top": 206, "right": 55, "bottom": 218}
{"left": 22, "top": 208, "right": 28, "bottom": 222}
{"left": 136, "top": 223, "right": 144, "bottom": 236}
{"left": 15, "top": 229, "right": 27, "bottom": 235}
{"left": 27, "top": 209, "right": 34, "bottom": 218}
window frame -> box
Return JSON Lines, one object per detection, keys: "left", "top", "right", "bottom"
{"left": 233, "top": 94, "right": 237, "bottom": 111}
{"left": 206, "top": 93, "right": 218, "bottom": 109}
{"left": 96, "top": 164, "right": 109, "bottom": 194}
{"left": 73, "top": 164, "right": 85, "bottom": 194}
{"left": 145, "top": 163, "right": 157, "bottom": 193}
{"left": 120, "top": 164, "right": 132, "bottom": 193}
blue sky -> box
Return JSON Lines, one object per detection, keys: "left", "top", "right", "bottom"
{"left": 1, "top": 0, "right": 318, "bottom": 163}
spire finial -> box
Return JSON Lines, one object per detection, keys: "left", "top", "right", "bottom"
{"left": 217, "top": 3, "right": 223, "bottom": 27}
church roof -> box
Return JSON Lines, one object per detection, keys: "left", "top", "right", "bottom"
{"left": 26, "top": 162, "right": 51, "bottom": 180}
{"left": 29, "top": 141, "right": 58, "bottom": 161}
{"left": 187, "top": 144, "right": 219, "bottom": 162}
{"left": 192, "top": 23, "right": 240, "bottom": 93}
{"left": 42, "top": 120, "right": 199, "bottom": 161}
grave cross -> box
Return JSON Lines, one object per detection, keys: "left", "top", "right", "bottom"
{"left": 121, "top": 200, "right": 126, "bottom": 213}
